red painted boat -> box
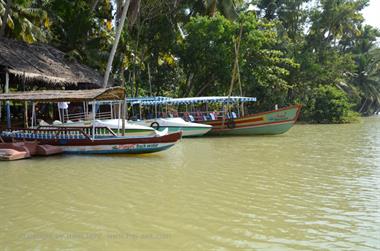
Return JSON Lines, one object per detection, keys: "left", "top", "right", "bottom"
{"left": 0, "top": 127, "right": 182, "bottom": 154}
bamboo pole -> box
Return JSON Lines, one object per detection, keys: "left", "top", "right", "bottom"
{"left": 224, "top": 24, "right": 243, "bottom": 126}
{"left": 5, "top": 71, "right": 10, "bottom": 129}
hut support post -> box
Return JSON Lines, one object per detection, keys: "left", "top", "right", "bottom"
{"left": 31, "top": 102, "right": 36, "bottom": 127}
{"left": 24, "top": 102, "right": 28, "bottom": 128}
{"left": 122, "top": 99, "right": 126, "bottom": 136}
{"left": 5, "top": 72, "right": 11, "bottom": 129}
{"left": 92, "top": 101, "right": 96, "bottom": 140}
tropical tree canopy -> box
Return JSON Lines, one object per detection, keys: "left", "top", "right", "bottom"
{"left": 1, "top": 0, "right": 379, "bottom": 122}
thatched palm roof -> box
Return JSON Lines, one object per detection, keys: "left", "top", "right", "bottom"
{"left": 0, "top": 87, "right": 125, "bottom": 102}
{"left": 0, "top": 37, "right": 104, "bottom": 88}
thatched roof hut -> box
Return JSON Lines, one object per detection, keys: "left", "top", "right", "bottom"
{"left": 0, "top": 87, "right": 125, "bottom": 102}
{"left": 0, "top": 37, "right": 105, "bottom": 90}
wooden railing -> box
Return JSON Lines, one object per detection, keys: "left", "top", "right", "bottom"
{"left": 0, "top": 126, "right": 117, "bottom": 141}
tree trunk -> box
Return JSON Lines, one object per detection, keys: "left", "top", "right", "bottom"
{"left": 208, "top": 0, "right": 217, "bottom": 17}
{"left": 183, "top": 72, "right": 194, "bottom": 97}
{"left": 0, "top": 0, "right": 12, "bottom": 37}
{"left": 91, "top": 0, "right": 100, "bottom": 12}
{"left": 103, "top": 0, "right": 131, "bottom": 88}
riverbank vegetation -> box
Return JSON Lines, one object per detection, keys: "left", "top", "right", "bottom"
{"left": 1, "top": 0, "right": 379, "bottom": 123}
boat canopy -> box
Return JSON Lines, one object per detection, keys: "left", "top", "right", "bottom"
{"left": 128, "top": 96, "right": 257, "bottom": 105}
{"left": 127, "top": 96, "right": 171, "bottom": 105}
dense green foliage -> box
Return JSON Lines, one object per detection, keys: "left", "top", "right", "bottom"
{"left": 1, "top": 0, "right": 379, "bottom": 123}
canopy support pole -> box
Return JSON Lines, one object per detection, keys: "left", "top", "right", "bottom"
{"left": 117, "top": 101, "right": 121, "bottom": 135}
{"left": 110, "top": 103, "right": 113, "bottom": 119}
{"left": 122, "top": 99, "right": 126, "bottom": 136}
{"left": 92, "top": 101, "right": 96, "bottom": 140}
{"left": 24, "top": 102, "right": 28, "bottom": 128}
{"left": 5, "top": 72, "right": 11, "bottom": 129}
{"left": 31, "top": 102, "right": 36, "bottom": 128}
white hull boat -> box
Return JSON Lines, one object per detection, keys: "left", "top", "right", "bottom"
{"left": 128, "top": 117, "right": 212, "bottom": 137}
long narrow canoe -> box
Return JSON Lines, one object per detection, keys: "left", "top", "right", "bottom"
{"left": 197, "top": 105, "right": 302, "bottom": 136}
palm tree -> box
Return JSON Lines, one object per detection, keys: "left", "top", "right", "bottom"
{"left": 0, "top": 0, "right": 13, "bottom": 37}
{"left": 103, "top": 0, "right": 131, "bottom": 88}
{"left": 0, "top": 0, "right": 49, "bottom": 42}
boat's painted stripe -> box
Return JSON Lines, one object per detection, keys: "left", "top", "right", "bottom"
{"left": 204, "top": 105, "right": 301, "bottom": 131}
{"left": 206, "top": 117, "right": 264, "bottom": 127}
{"left": 61, "top": 142, "right": 175, "bottom": 154}
{"left": 213, "top": 120, "right": 295, "bottom": 131}
{"left": 152, "top": 125, "right": 211, "bottom": 131}
{"left": 207, "top": 122, "right": 294, "bottom": 135}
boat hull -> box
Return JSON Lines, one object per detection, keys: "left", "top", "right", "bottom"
{"left": 0, "top": 130, "right": 182, "bottom": 154}
{"left": 130, "top": 118, "right": 212, "bottom": 137}
{"left": 200, "top": 105, "right": 301, "bottom": 136}
{"left": 158, "top": 126, "right": 211, "bottom": 137}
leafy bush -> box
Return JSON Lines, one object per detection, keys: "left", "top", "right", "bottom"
{"left": 309, "top": 85, "right": 359, "bottom": 123}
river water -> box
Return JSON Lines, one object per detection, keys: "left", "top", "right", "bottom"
{"left": 1, "top": 118, "right": 379, "bottom": 250}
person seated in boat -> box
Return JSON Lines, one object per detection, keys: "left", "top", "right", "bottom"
{"left": 195, "top": 111, "right": 202, "bottom": 121}
{"left": 183, "top": 112, "right": 190, "bottom": 121}
{"left": 188, "top": 114, "right": 195, "bottom": 122}
{"left": 146, "top": 112, "right": 153, "bottom": 119}
{"left": 209, "top": 112, "right": 216, "bottom": 120}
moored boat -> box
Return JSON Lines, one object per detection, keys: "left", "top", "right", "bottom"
{"left": 0, "top": 87, "right": 182, "bottom": 154}
{"left": 130, "top": 117, "right": 212, "bottom": 137}
{"left": 127, "top": 97, "right": 212, "bottom": 137}
{"left": 138, "top": 96, "right": 301, "bottom": 136}
{"left": 198, "top": 105, "right": 301, "bottom": 135}
{"left": 0, "top": 127, "right": 181, "bottom": 154}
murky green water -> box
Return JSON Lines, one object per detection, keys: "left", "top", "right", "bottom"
{"left": 1, "top": 118, "right": 379, "bottom": 250}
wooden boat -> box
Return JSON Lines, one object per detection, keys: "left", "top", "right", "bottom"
{"left": 0, "top": 143, "right": 31, "bottom": 160}
{"left": 197, "top": 105, "right": 301, "bottom": 135}
{"left": 0, "top": 87, "right": 182, "bottom": 154}
{"left": 0, "top": 149, "right": 30, "bottom": 161}
{"left": 137, "top": 96, "right": 301, "bottom": 136}
{"left": 0, "top": 127, "right": 181, "bottom": 154}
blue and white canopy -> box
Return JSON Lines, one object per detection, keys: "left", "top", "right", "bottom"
{"left": 128, "top": 96, "right": 256, "bottom": 106}
{"left": 127, "top": 96, "right": 171, "bottom": 105}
